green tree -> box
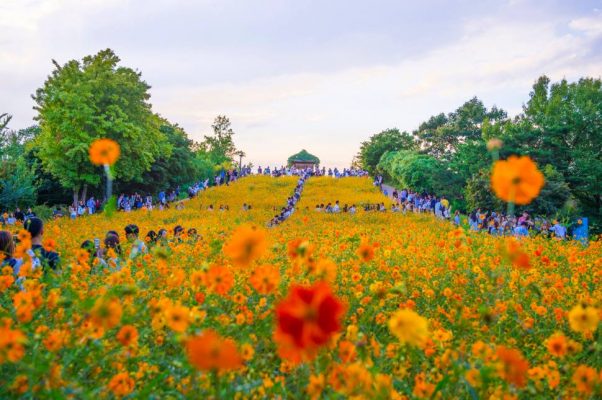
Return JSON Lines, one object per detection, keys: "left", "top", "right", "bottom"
{"left": 358, "top": 128, "right": 416, "bottom": 174}
{"left": 495, "top": 76, "right": 602, "bottom": 228}
{"left": 32, "top": 49, "right": 170, "bottom": 205}
{"left": 201, "top": 115, "right": 237, "bottom": 164}
{"left": 0, "top": 158, "right": 37, "bottom": 209}
{"left": 377, "top": 150, "right": 461, "bottom": 198}
{"left": 416, "top": 97, "right": 507, "bottom": 160}
{"left": 119, "top": 120, "right": 199, "bottom": 194}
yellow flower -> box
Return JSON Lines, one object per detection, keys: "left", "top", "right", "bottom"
{"left": 491, "top": 155, "right": 544, "bottom": 205}
{"left": 568, "top": 304, "right": 599, "bottom": 334}
{"left": 388, "top": 309, "right": 429, "bottom": 347}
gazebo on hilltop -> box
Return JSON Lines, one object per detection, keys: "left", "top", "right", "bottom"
{"left": 287, "top": 149, "right": 320, "bottom": 170}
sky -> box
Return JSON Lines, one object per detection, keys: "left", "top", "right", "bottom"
{"left": 1, "top": 0, "right": 601, "bottom": 168}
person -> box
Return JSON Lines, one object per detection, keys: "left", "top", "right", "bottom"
{"left": 145, "top": 230, "right": 158, "bottom": 245}
{"left": 174, "top": 225, "right": 184, "bottom": 241}
{"left": 0, "top": 230, "right": 22, "bottom": 273}
{"left": 87, "top": 197, "right": 96, "bottom": 214}
{"left": 550, "top": 220, "right": 567, "bottom": 239}
{"left": 454, "top": 210, "right": 461, "bottom": 226}
{"left": 332, "top": 201, "right": 340, "bottom": 213}
{"left": 24, "top": 217, "right": 60, "bottom": 270}
{"left": 14, "top": 208, "right": 25, "bottom": 222}
{"left": 80, "top": 240, "right": 107, "bottom": 270}
{"left": 513, "top": 222, "right": 529, "bottom": 237}
{"left": 124, "top": 224, "right": 147, "bottom": 259}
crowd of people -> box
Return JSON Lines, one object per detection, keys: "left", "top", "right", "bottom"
{"left": 0, "top": 217, "right": 205, "bottom": 277}
{"left": 374, "top": 175, "right": 583, "bottom": 240}
{"left": 268, "top": 169, "right": 311, "bottom": 227}
{"left": 257, "top": 165, "right": 368, "bottom": 178}
{"left": 0, "top": 217, "right": 60, "bottom": 274}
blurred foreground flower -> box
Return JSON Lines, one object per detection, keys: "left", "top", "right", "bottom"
{"left": 491, "top": 155, "right": 544, "bottom": 205}
{"left": 275, "top": 281, "right": 344, "bottom": 363}
{"left": 388, "top": 309, "right": 429, "bottom": 347}
{"left": 186, "top": 329, "right": 242, "bottom": 371}
{"left": 89, "top": 138, "right": 120, "bottom": 166}
{"left": 223, "top": 225, "right": 267, "bottom": 267}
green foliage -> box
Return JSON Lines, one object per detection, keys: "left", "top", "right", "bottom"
{"left": 415, "top": 97, "right": 507, "bottom": 161}
{"left": 359, "top": 128, "right": 416, "bottom": 174}
{"left": 464, "top": 168, "right": 504, "bottom": 212}
{"left": 201, "top": 115, "right": 237, "bottom": 164}
{"left": 364, "top": 76, "right": 601, "bottom": 231}
{"left": 31, "top": 204, "right": 55, "bottom": 221}
{"left": 0, "top": 157, "right": 37, "bottom": 209}
{"left": 32, "top": 49, "right": 169, "bottom": 200}
{"left": 119, "top": 120, "right": 199, "bottom": 193}
{"left": 0, "top": 120, "right": 38, "bottom": 209}
{"left": 377, "top": 150, "right": 461, "bottom": 198}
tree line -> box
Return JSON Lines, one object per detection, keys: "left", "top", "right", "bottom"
{"left": 356, "top": 76, "right": 601, "bottom": 232}
{"left": 0, "top": 49, "right": 242, "bottom": 212}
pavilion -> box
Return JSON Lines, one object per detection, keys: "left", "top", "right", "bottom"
{"left": 287, "top": 149, "right": 320, "bottom": 170}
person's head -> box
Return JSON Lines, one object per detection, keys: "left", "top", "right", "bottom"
{"left": 125, "top": 224, "right": 139, "bottom": 241}
{"left": 104, "top": 233, "right": 121, "bottom": 255}
{"left": 174, "top": 225, "right": 184, "bottom": 237}
{"left": 81, "top": 240, "right": 95, "bottom": 255}
{"left": 0, "top": 231, "right": 15, "bottom": 258}
{"left": 146, "top": 230, "right": 158, "bottom": 244}
{"left": 24, "top": 217, "right": 44, "bottom": 242}
{"left": 158, "top": 228, "right": 168, "bottom": 238}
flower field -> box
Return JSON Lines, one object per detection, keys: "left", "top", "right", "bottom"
{"left": 1, "top": 175, "right": 601, "bottom": 399}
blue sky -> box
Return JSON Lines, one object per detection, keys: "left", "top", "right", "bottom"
{"left": 1, "top": 0, "right": 601, "bottom": 167}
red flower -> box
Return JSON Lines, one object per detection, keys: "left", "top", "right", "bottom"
{"left": 275, "top": 281, "right": 344, "bottom": 362}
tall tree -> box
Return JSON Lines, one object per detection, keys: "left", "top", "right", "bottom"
{"left": 32, "top": 49, "right": 170, "bottom": 205}
{"left": 358, "top": 128, "right": 416, "bottom": 174}
{"left": 201, "top": 115, "right": 237, "bottom": 164}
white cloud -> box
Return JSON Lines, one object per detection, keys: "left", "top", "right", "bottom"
{"left": 569, "top": 14, "right": 602, "bottom": 37}
{"left": 1, "top": 1, "right": 600, "bottom": 168}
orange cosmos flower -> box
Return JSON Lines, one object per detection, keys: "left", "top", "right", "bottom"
{"left": 90, "top": 298, "right": 122, "bottom": 330}
{"left": 186, "top": 329, "right": 242, "bottom": 371}
{"left": 275, "top": 281, "right": 344, "bottom": 362}
{"left": 287, "top": 238, "right": 313, "bottom": 260}
{"left": 165, "top": 304, "right": 190, "bottom": 333}
{"left": 0, "top": 326, "right": 27, "bottom": 363}
{"left": 205, "top": 264, "right": 234, "bottom": 295}
{"left": 356, "top": 241, "right": 375, "bottom": 262}
{"left": 496, "top": 345, "right": 530, "bottom": 388}
{"left": 546, "top": 332, "right": 568, "bottom": 357}
{"left": 42, "top": 238, "right": 57, "bottom": 252}
{"left": 572, "top": 365, "right": 597, "bottom": 394}
{"left": 108, "top": 372, "right": 135, "bottom": 397}
{"left": 491, "top": 155, "right": 544, "bottom": 205}
{"left": 223, "top": 224, "right": 267, "bottom": 267}
{"left": 116, "top": 325, "right": 139, "bottom": 347}
{"left": 17, "top": 230, "right": 31, "bottom": 243}
{"left": 89, "top": 138, "right": 120, "bottom": 166}
{"left": 249, "top": 264, "right": 280, "bottom": 294}
{"left": 43, "top": 329, "right": 64, "bottom": 352}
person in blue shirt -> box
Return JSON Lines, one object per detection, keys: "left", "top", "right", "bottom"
{"left": 513, "top": 222, "right": 529, "bottom": 237}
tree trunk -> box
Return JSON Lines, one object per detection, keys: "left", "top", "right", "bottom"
{"left": 73, "top": 187, "right": 79, "bottom": 208}
{"left": 82, "top": 184, "right": 88, "bottom": 204}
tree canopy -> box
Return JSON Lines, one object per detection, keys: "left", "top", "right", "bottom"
{"left": 363, "top": 76, "right": 602, "bottom": 231}
{"left": 32, "top": 49, "right": 170, "bottom": 203}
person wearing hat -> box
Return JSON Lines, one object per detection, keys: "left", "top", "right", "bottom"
{"left": 25, "top": 217, "right": 60, "bottom": 270}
